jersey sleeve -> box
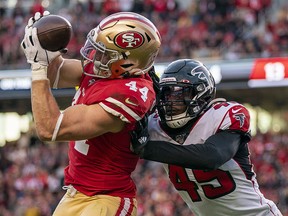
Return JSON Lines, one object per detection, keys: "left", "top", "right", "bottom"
{"left": 219, "top": 103, "right": 251, "bottom": 141}
{"left": 227, "top": 105, "right": 250, "bottom": 132}
{"left": 87, "top": 77, "right": 155, "bottom": 125}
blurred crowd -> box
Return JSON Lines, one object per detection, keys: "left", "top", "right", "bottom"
{"left": 0, "top": 129, "right": 287, "bottom": 216}
{"left": 0, "top": 0, "right": 288, "bottom": 215}
{"left": 0, "top": 0, "right": 288, "bottom": 70}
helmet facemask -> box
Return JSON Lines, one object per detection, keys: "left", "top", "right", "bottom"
{"left": 157, "top": 59, "right": 216, "bottom": 129}
{"left": 158, "top": 83, "right": 209, "bottom": 128}
{"left": 80, "top": 33, "right": 126, "bottom": 78}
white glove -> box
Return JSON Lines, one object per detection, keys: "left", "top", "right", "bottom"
{"left": 21, "top": 11, "right": 61, "bottom": 67}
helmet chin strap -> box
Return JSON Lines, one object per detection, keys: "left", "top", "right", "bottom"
{"left": 165, "top": 109, "right": 193, "bottom": 129}
{"left": 94, "top": 61, "right": 101, "bottom": 68}
{"left": 91, "top": 61, "right": 111, "bottom": 78}
{"left": 93, "top": 61, "right": 101, "bottom": 75}
{"left": 166, "top": 116, "right": 193, "bottom": 129}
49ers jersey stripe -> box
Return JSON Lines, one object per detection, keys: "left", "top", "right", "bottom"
{"left": 99, "top": 97, "right": 141, "bottom": 122}
{"left": 100, "top": 103, "right": 130, "bottom": 122}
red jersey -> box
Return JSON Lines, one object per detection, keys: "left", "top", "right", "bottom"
{"left": 64, "top": 72, "right": 155, "bottom": 197}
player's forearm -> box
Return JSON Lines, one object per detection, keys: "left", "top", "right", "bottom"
{"left": 31, "top": 79, "right": 61, "bottom": 141}
{"left": 141, "top": 141, "right": 224, "bottom": 170}
{"left": 141, "top": 131, "right": 241, "bottom": 170}
{"left": 47, "top": 56, "right": 82, "bottom": 88}
{"left": 58, "top": 59, "right": 82, "bottom": 88}
{"left": 47, "top": 57, "right": 82, "bottom": 89}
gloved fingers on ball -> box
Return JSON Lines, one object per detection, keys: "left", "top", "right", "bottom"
{"left": 22, "top": 26, "right": 33, "bottom": 50}
{"left": 27, "top": 16, "right": 34, "bottom": 28}
{"left": 31, "top": 27, "right": 41, "bottom": 48}
{"left": 29, "top": 11, "right": 50, "bottom": 27}
{"left": 20, "top": 39, "right": 25, "bottom": 49}
{"left": 43, "top": 11, "right": 50, "bottom": 16}
{"left": 34, "top": 12, "right": 42, "bottom": 22}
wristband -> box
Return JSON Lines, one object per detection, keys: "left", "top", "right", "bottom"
{"left": 31, "top": 63, "right": 48, "bottom": 81}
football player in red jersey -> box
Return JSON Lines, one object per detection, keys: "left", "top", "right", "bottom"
{"left": 21, "top": 11, "right": 161, "bottom": 216}
{"left": 131, "top": 59, "right": 283, "bottom": 216}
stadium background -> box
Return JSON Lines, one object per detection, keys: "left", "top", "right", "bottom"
{"left": 0, "top": 0, "right": 288, "bottom": 215}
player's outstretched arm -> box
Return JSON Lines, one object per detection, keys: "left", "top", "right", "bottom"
{"left": 31, "top": 77, "right": 125, "bottom": 141}
{"left": 22, "top": 12, "right": 126, "bottom": 142}
{"left": 132, "top": 130, "right": 242, "bottom": 170}
{"left": 21, "top": 11, "right": 82, "bottom": 88}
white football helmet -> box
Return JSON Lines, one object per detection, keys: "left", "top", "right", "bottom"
{"left": 80, "top": 12, "right": 161, "bottom": 78}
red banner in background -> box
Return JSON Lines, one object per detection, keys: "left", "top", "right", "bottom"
{"left": 250, "top": 57, "right": 288, "bottom": 81}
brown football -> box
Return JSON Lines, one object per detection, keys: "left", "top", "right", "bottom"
{"left": 33, "top": 15, "right": 72, "bottom": 52}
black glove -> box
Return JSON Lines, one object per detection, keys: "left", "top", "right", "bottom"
{"left": 148, "top": 66, "right": 160, "bottom": 93}
{"left": 148, "top": 66, "right": 160, "bottom": 114}
{"left": 130, "top": 115, "right": 149, "bottom": 156}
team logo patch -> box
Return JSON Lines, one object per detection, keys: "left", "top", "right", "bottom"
{"left": 115, "top": 31, "right": 144, "bottom": 49}
{"left": 233, "top": 113, "right": 245, "bottom": 128}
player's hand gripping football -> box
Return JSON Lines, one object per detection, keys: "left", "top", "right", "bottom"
{"left": 21, "top": 11, "right": 62, "bottom": 67}
{"left": 130, "top": 115, "right": 150, "bottom": 157}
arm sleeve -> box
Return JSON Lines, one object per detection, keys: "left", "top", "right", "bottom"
{"left": 141, "top": 130, "right": 241, "bottom": 170}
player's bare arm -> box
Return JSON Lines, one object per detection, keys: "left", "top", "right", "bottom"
{"left": 31, "top": 79, "right": 125, "bottom": 141}
{"left": 47, "top": 56, "right": 82, "bottom": 88}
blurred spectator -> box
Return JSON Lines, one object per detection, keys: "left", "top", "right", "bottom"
{"left": 12, "top": 1, "right": 26, "bottom": 27}
{"left": 102, "top": 0, "right": 119, "bottom": 14}
{"left": 30, "top": 0, "right": 45, "bottom": 16}
{"left": 0, "top": 0, "right": 6, "bottom": 18}
{"left": 118, "top": 0, "right": 134, "bottom": 12}
{"left": 0, "top": 0, "right": 288, "bottom": 69}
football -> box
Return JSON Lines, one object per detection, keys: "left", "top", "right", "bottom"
{"left": 33, "top": 15, "right": 72, "bottom": 52}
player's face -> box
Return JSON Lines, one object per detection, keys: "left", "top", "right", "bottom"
{"left": 162, "top": 86, "right": 190, "bottom": 116}
{"left": 81, "top": 38, "right": 123, "bottom": 78}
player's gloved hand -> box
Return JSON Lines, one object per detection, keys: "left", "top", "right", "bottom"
{"left": 21, "top": 11, "right": 62, "bottom": 67}
{"left": 130, "top": 115, "right": 149, "bottom": 157}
